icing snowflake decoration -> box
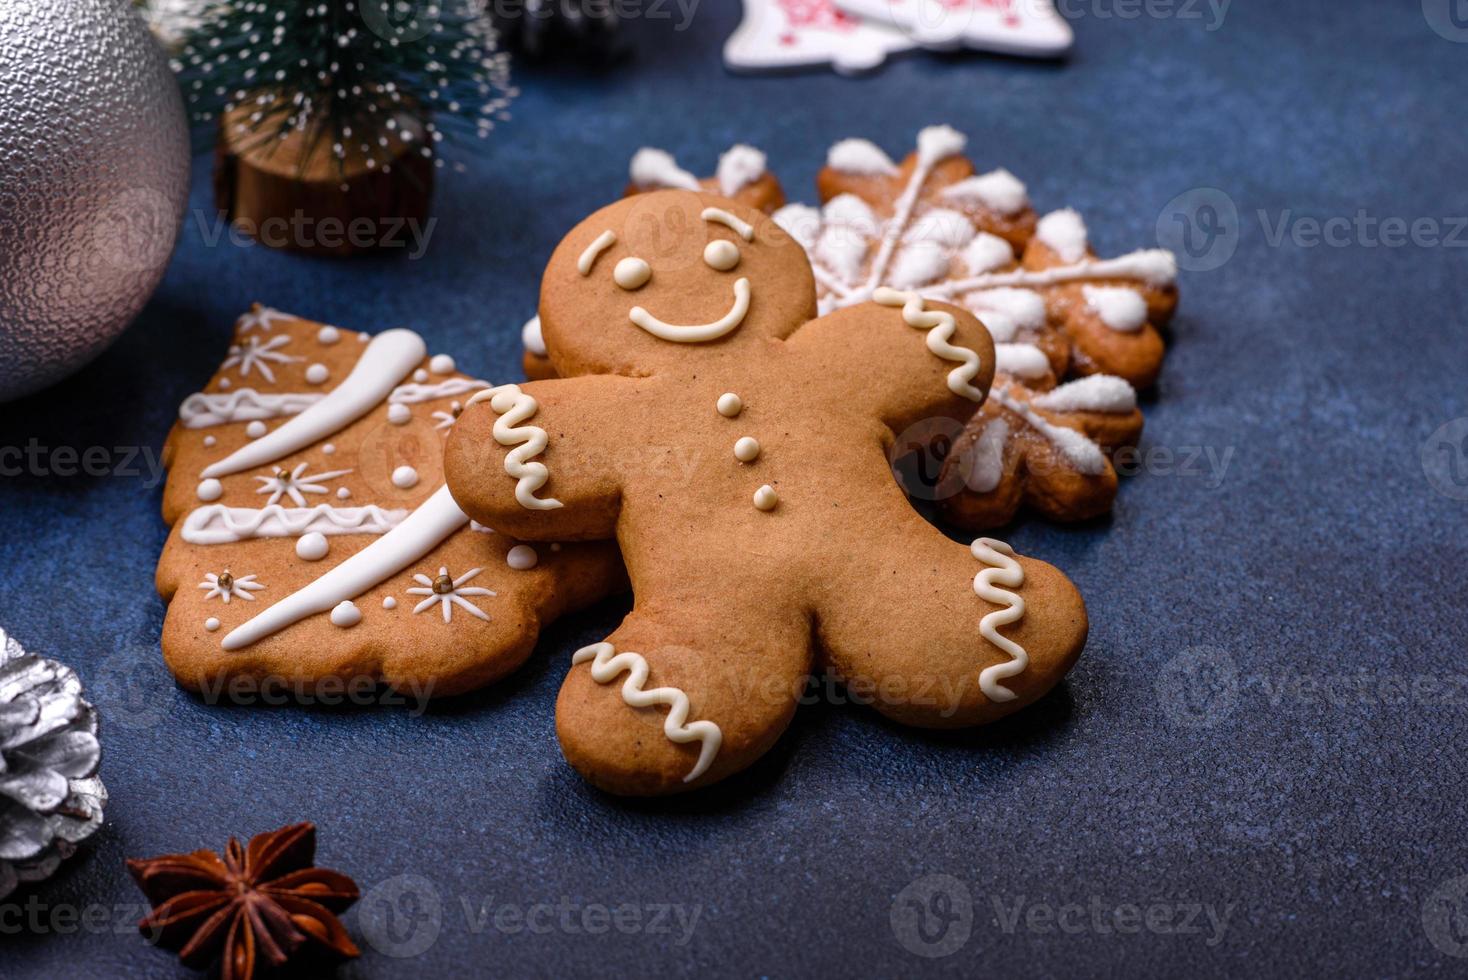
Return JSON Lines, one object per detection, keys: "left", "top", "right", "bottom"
{"left": 772, "top": 126, "right": 1177, "bottom": 319}
{"left": 222, "top": 335, "right": 301, "bottom": 383}
{"left": 407, "top": 566, "right": 496, "bottom": 623}
{"left": 432, "top": 401, "right": 464, "bottom": 432}
{"left": 235, "top": 305, "right": 292, "bottom": 333}
{"left": 198, "top": 570, "right": 265, "bottom": 604}
{"left": 254, "top": 462, "right": 354, "bottom": 506}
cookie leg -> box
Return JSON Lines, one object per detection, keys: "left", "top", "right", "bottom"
{"left": 814, "top": 532, "right": 1086, "bottom": 729}
{"left": 555, "top": 602, "right": 811, "bottom": 796}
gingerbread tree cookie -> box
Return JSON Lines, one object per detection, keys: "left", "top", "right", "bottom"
{"left": 445, "top": 190, "right": 1089, "bottom": 795}
{"left": 156, "top": 307, "right": 624, "bottom": 698}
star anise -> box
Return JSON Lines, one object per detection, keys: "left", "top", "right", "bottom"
{"left": 127, "top": 823, "right": 360, "bottom": 980}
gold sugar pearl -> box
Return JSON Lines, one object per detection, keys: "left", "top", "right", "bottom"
{"left": 433, "top": 573, "right": 454, "bottom": 595}
{"left": 218, "top": 571, "right": 234, "bottom": 591}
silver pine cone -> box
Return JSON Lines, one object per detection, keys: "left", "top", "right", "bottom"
{"left": 0, "top": 627, "right": 106, "bottom": 898}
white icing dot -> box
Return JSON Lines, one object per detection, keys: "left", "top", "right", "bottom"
{"left": 1032, "top": 375, "right": 1138, "bottom": 414}
{"left": 1036, "top": 208, "right": 1089, "bottom": 262}
{"left": 317, "top": 326, "right": 341, "bottom": 344}
{"left": 614, "top": 256, "right": 652, "bottom": 290}
{"left": 295, "top": 532, "right": 329, "bottom": 561}
{"left": 506, "top": 544, "right": 538, "bottom": 570}
{"left": 522, "top": 315, "right": 547, "bottom": 357}
{"left": 329, "top": 600, "right": 362, "bottom": 628}
{"left": 716, "top": 144, "right": 767, "bottom": 196}
{"left": 717, "top": 393, "right": 742, "bottom": 418}
{"left": 322, "top": 443, "right": 335, "bottom": 455}
{"left": 704, "top": 240, "right": 740, "bottom": 272}
{"left": 413, "top": 368, "right": 429, "bottom": 384}
{"left": 305, "top": 363, "right": 330, "bottom": 384}
{"left": 1083, "top": 285, "right": 1148, "bottom": 333}
{"left": 245, "top": 420, "right": 267, "bottom": 438}
{"left": 430, "top": 354, "right": 456, "bottom": 374}
{"left": 994, "top": 343, "right": 1052, "bottom": 380}
{"left": 383, "top": 596, "right": 398, "bottom": 609}
{"left": 205, "top": 617, "right": 220, "bottom": 632}
{"left": 391, "top": 465, "right": 420, "bottom": 489}
{"left": 358, "top": 332, "right": 370, "bottom": 342}
{"left": 196, "top": 478, "right": 223, "bottom": 501}
{"left": 388, "top": 403, "right": 411, "bottom": 425}
{"left": 734, "top": 436, "right": 761, "bottom": 463}
{"left": 826, "top": 138, "right": 898, "bottom": 176}
{"left": 337, "top": 487, "right": 351, "bottom": 499}
{"left": 753, "top": 485, "right": 778, "bottom": 511}
{"left": 203, "top": 435, "right": 217, "bottom": 447}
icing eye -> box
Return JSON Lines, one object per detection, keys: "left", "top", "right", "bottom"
{"left": 704, "top": 239, "right": 740, "bottom": 272}
{"left": 614, "top": 257, "right": 651, "bottom": 290}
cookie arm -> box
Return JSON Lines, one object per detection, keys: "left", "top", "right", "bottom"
{"left": 782, "top": 294, "right": 996, "bottom": 435}
{"left": 444, "top": 375, "right": 647, "bottom": 541}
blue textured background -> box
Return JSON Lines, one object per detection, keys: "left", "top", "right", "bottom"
{"left": 4, "top": 2, "right": 1467, "bottom": 976}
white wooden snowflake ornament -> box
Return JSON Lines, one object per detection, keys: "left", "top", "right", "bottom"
{"left": 725, "top": 0, "right": 916, "bottom": 75}
{"left": 834, "top": 0, "right": 1072, "bottom": 57}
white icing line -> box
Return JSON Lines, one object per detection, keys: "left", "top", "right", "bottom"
{"left": 989, "top": 387, "right": 1107, "bottom": 474}
{"left": 873, "top": 288, "right": 985, "bottom": 402}
{"left": 630, "top": 278, "right": 751, "bottom": 343}
{"left": 928, "top": 249, "right": 1179, "bottom": 297}
{"left": 571, "top": 642, "right": 722, "bottom": 783}
{"left": 222, "top": 484, "right": 468, "bottom": 650}
{"left": 701, "top": 207, "right": 754, "bottom": 242}
{"left": 972, "top": 538, "right": 1028, "bottom": 703}
{"left": 179, "top": 389, "right": 323, "bottom": 428}
{"left": 181, "top": 504, "right": 408, "bottom": 544}
{"left": 389, "top": 377, "right": 490, "bottom": 404}
{"left": 578, "top": 230, "right": 617, "bottom": 276}
{"left": 202, "top": 329, "right": 427, "bottom": 479}
{"left": 465, "top": 384, "right": 563, "bottom": 510}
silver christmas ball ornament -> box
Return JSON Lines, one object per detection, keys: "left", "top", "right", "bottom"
{"left": 0, "top": 627, "right": 107, "bottom": 899}
{"left": 0, "top": 0, "right": 190, "bottom": 402}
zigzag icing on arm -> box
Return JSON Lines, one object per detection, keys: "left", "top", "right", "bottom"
{"left": 571, "top": 642, "right": 723, "bottom": 783}
{"left": 873, "top": 287, "right": 986, "bottom": 402}
{"left": 202, "top": 328, "right": 427, "bottom": 479}
{"left": 178, "top": 389, "right": 323, "bottom": 428}
{"left": 465, "top": 385, "right": 563, "bottom": 511}
{"left": 221, "top": 485, "right": 469, "bottom": 650}
{"left": 180, "top": 504, "right": 409, "bottom": 544}
{"left": 971, "top": 538, "right": 1028, "bottom": 703}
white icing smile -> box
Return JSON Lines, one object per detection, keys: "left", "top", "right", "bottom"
{"left": 629, "top": 277, "right": 751, "bottom": 343}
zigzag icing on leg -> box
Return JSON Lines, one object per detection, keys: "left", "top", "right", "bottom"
{"left": 571, "top": 642, "right": 722, "bottom": 783}
{"left": 971, "top": 537, "right": 1028, "bottom": 702}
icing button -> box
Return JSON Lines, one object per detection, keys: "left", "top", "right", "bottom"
{"left": 196, "top": 478, "right": 223, "bottom": 502}
{"left": 753, "top": 485, "right": 778, "bottom": 511}
{"left": 391, "top": 465, "right": 420, "bottom": 489}
{"left": 204, "top": 617, "right": 220, "bottom": 632}
{"left": 329, "top": 600, "right": 362, "bottom": 628}
{"left": 506, "top": 544, "right": 538, "bottom": 570}
{"left": 734, "top": 436, "right": 760, "bottom": 463}
{"left": 717, "top": 393, "right": 742, "bottom": 418}
{"left": 296, "top": 532, "right": 329, "bottom": 562}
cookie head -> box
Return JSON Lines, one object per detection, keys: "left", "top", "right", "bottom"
{"left": 538, "top": 190, "right": 817, "bottom": 375}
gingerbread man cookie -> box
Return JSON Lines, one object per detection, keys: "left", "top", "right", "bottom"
{"left": 155, "top": 307, "right": 624, "bottom": 698}
{"left": 446, "top": 190, "right": 1088, "bottom": 795}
